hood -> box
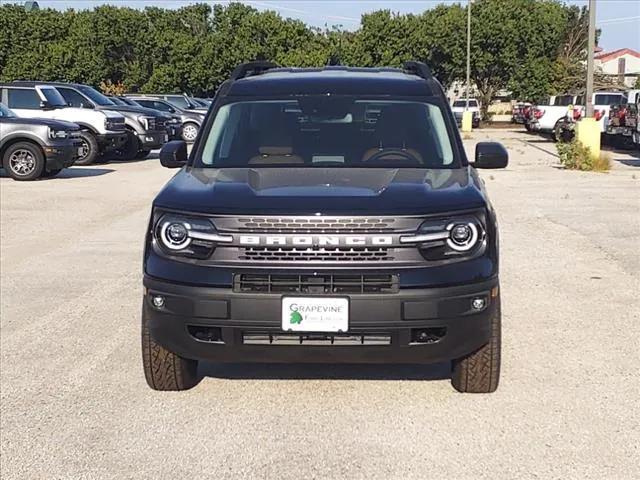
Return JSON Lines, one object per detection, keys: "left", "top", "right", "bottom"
{"left": 3, "top": 116, "right": 79, "bottom": 130}
{"left": 100, "top": 105, "right": 165, "bottom": 118}
{"left": 154, "top": 167, "right": 487, "bottom": 215}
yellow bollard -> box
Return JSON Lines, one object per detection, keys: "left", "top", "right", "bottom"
{"left": 575, "top": 118, "right": 601, "bottom": 160}
{"left": 461, "top": 111, "right": 473, "bottom": 132}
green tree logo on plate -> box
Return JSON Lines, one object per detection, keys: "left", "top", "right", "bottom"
{"left": 289, "top": 306, "right": 303, "bottom": 324}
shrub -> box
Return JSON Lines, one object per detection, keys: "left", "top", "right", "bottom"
{"left": 556, "top": 139, "right": 610, "bottom": 171}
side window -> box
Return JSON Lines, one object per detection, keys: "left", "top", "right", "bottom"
{"left": 167, "top": 96, "right": 189, "bottom": 109}
{"left": 153, "top": 101, "right": 173, "bottom": 113}
{"left": 58, "top": 88, "right": 90, "bottom": 108}
{"left": 7, "top": 88, "right": 41, "bottom": 109}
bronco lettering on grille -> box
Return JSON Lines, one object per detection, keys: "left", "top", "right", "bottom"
{"left": 238, "top": 235, "right": 395, "bottom": 247}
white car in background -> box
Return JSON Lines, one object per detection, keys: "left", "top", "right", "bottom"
{"left": 450, "top": 99, "right": 480, "bottom": 128}
{"left": 0, "top": 83, "right": 126, "bottom": 165}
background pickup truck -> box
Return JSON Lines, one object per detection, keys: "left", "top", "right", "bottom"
{"left": 529, "top": 94, "right": 576, "bottom": 140}
{"left": 607, "top": 90, "right": 639, "bottom": 148}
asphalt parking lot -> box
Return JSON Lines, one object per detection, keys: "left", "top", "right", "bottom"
{"left": 1, "top": 130, "right": 639, "bottom": 479}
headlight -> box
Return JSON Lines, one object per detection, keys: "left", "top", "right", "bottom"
{"left": 400, "top": 214, "right": 486, "bottom": 262}
{"left": 48, "top": 128, "right": 69, "bottom": 139}
{"left": 153, "top": 213, "right": 232, "bottom": 259}
{"left": 137, "top": 115, "right": 156, "bottom": 131}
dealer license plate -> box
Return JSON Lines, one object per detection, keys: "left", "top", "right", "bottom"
{"left": 281, "top": 297, "right": 349, "bottom": 333}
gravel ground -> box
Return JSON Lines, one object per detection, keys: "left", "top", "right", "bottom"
{"left": 1, "top": 131, "right": 639, "bottom": 479}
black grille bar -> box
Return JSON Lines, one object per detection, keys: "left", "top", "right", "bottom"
{"left": 243, "top": 332, "right": 392, "bottom": 345}
{"left": 234, "top": 273, "right": 399, "bottom": 294}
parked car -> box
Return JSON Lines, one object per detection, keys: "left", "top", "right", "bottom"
{"left": 529, "top": 94, "right": 577, "bottom": 140}
{"left": 512, "top": 102, "right": 531, "bottom": 125}
{"left": 13, "top": 81, "right": 170, "bottom": 160}
{"left": 109, "top": 96, "right": 183, "bottom": 141}
{"left": 140, "top": 94, "right": 207, "bottom": 114}
{"left": 606, "top": 89, "right": 639, "bottom": 148}
{"left": 0, "top": 83, "right": 126, "bottom": 165}
{"left": 574, "top": 91, "right": 628, "bottom": 135}
{"left": 129, "top": 96, "right": 204, "bottom": 143}
{"left": 0, "top": 103, "right": 81, "bottom": 180}
{"left": 450, "top": 99, "right": 480, "bottom": 128}
{"left": 142, "top": 61, "right": 508, "bottom": 393}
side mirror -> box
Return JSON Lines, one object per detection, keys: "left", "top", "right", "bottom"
{"left": 81, "top": 102, "right": 94, "bottom": 109}
{"left": 160, "top": 140, "right": 188, "bottom": 168}
{"left": 474, "top": 142, "right": 508, "bottom": 169}
{"left": 39, "top": 100, "right": 53, "bottom": 110}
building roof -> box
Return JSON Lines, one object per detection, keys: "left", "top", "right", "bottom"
{"left": 595, "top": 48, "right": 640, "bottom": 63}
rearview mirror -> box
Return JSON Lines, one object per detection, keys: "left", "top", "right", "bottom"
{"left": 474, "top": 142, "right": 508, "bottom": 169}
{"left": 160, "top": 141, "right": 188, "bottom": 168}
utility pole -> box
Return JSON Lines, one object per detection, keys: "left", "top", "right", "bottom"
{"left": 585, "top": 0, "right": 596, "bottom": 118}
{"left": 461, "top": 0, "right": 473, "bottom": 132}
{"left": 465, "top": 0, "right": 471, "bottom": 111}
{"left": 576, "top": 0, "right": 600, "bottom": 160}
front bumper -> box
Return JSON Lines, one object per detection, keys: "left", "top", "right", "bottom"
{"left": 43, "top": 141, "right": 79, "bottom": 170}
{"left": 606, "top": 125, "right": 632, "bottom": 137}
{"left": 143, "top": 275, "right": 499, "bottom": 364}
{"left": 97, "top": 132, "right": 128, "bottom": 152}
{"left": 137, "top": 130, "right": 169, "bottom": 149}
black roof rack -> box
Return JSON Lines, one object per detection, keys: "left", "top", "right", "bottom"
{"left": 230, "top": 61, "right": 278, "bottom": 81}
{"left": 403, "top": 61, "right": 432, "bottom": 80}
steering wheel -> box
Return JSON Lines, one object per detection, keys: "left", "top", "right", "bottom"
{"left": 365, "top": 148, "right": 422, "bottom": 165}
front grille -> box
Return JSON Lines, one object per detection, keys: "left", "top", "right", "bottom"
{"left": 234, "top": 273, "right": 399, "bottom": 294}
{"left": 155, "top": 118, "right": 166, "bottom": 130}
{"left": 243, "top": 332, "right": 391, "bottom": 345}
{"left": 236, "top": 217, "right": 397, "bottom": 232}
{"left": 239, "top": 246, "right": 393, "bottom": 262}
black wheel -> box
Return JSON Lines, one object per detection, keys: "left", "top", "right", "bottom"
{"left": 525, "top": 123, "right": 532, "bottom": 132}
{"left": 181, "top": 122, "right": 199, "bottom": 143}
{"left": 135, "top": 149, "right": 151, "bottom": 159}
{"left": 451, "top": 296, "right": 501, "bottom": 393}
{"left": 41, "top": 168, "right": 62, "bottom": 178}
{"left": 2, "top": 142, "right": 45, "bottom": 181}
{"left": 117, "top": 131, "right": 140, "bottom": 161}
{"left": 75, "top": 131, "right": 99, "bottom": 165}
{"left": 141, "top": 306, "right": 199, "bottom": 391}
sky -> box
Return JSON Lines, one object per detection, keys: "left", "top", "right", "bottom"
{"left": 10, "top": 0, "right": 640, "bottom": 51}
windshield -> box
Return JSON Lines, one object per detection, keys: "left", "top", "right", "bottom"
{"left": 453, "top": 100, "right": 477, "bottom": 107}
{"left": 78, "top": 86, "right": 115, "bottom": 106}
{"left": 40, "top": 87, "right": 68, "bottom": 107}
{"left": 0, "top": 103, "right": 17, "bottom": 118}
{"left": 109, "top": 96, "right": 126, "bottom": 106}
{"left": 199, "top": 98, "right": 456, "bottom": 168}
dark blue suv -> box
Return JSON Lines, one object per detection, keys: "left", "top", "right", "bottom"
{"left": 142, "top": 62, "right": 508, "bottom": 393}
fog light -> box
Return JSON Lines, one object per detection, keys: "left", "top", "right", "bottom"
{"left": 471, "top": 297, "right": 486, "bottom": 310}
{"left": 152, "top": 295, "right": 165, "bottom": 308}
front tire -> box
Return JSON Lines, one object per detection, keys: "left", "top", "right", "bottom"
{"left": 2, "top": 142, "right": 45, "bottom": 181}
{"left": 75, "top": 131, "right": 99, "bottom": 165}
{"left": 451, "top": 297, "right": 501, "bottom": 393}
{"left": 141, "top": 307, "right": 199, "bottom": 391}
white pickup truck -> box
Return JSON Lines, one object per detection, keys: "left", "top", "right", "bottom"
{"left": 529, "top": 94, "right": 577, "bottom": 140}
{"left": 574, "top": 91, "right": 628, "bottom": 134}
{"left": 450, "top": 99, "right": 480, "bottom": 128}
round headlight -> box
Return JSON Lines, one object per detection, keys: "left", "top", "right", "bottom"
{"left": 160, "top": 221, "right": 191, "bottom": 250}
{"left": 446, "top": 222, "right": 479, "bottom": 251}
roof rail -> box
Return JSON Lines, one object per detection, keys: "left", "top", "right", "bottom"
{"left": 403, "top": 61, "right": 432, "bottom": 80}
{"left": 230, "top": 61, "right": 278, "bottom": 81}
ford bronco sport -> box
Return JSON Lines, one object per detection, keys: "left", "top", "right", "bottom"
{"left": 142, "top": 62, "right": 508, "bottom": 393}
